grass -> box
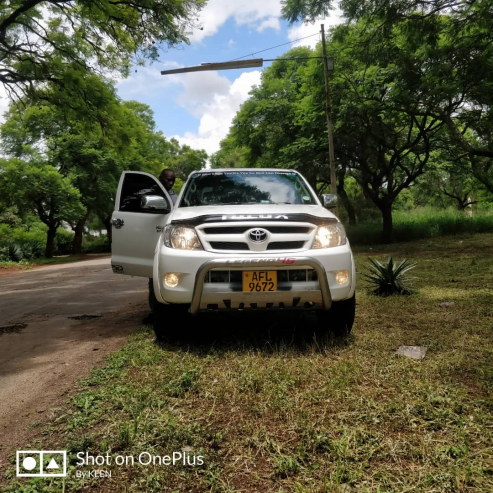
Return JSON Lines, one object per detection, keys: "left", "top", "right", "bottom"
{"left": 0, "top": 256, "right": 87, "bottom": 271}
{"left": 347, "top": 208, "right": 493, "bottom": 245}
{"left": 4, "top": 233, "right": 493, "bottom": 492}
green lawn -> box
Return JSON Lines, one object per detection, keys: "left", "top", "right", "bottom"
{"left": 5, "top": 234, "right": 493, "bottom": 492}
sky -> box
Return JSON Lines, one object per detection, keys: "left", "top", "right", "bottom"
{"left": 116, "top": 0, "right": 345, "bottom": 157}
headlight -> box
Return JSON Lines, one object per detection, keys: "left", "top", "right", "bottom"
{"left": 311, "top": 223, "right": 346, "bottom": 249}
{"left": 163, "top": 225, "right": 203, "bottom": 250}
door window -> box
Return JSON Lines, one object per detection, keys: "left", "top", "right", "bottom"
{"left": 119, "top": 173, "right": 169, "bottom": 213}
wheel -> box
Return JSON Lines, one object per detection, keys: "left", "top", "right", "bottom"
{"left": 153, "top": 300, "right": 170, "bottom": 341}
{"left": 316, "top": 294, "right": 355, "bottom": 337}
{"left": 148, "top": 278, "right": 156, "bottom": 313}
{"left": 152, "top": 296, "right": 192, "bottom": 342}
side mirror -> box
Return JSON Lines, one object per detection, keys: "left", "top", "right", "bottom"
{"left": 141, "top": 195, "right": 170, "bottom": 213}
{"left": 321, "top": 194, "right": 338, "bottom": 209}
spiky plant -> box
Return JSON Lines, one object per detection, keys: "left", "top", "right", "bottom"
{"left": 6, "top": 241, "right": 23, "bottom": 262}
{"left": 363, "top": 256, "right": 417, "bottom": 296}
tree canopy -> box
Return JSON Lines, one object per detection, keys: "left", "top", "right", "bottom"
{"left": 0, "top": 78, "right": 208, "bottom": 255}
{"left": 216, "top": 2, "right": 493, "bottom": 242}
{"left": 0, "top": 0, "right": 205, "bottom": 102}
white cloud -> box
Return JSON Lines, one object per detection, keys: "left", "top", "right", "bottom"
{"left": 257, "top": 17, "right": 281, "bottom": 33}
{"left": 115, "top": 63, "right": 261, "bottom": 156}
{"left": 175, "top": 71, "right": 231, "bottom": 118}
{"left": 287, "top": 8, "right": 345, "bottom": 49}
{"left": 190, "top": 0, "right": 282, "bottom": 42}
{"left": 172, "top": 70, "right": 262, "bottom": 155}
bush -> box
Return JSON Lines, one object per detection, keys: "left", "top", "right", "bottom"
{"left": 0, "top": 224, "right": 76, "bottom": 260}
{"left": 0, "top": 241, "right": 23, "bottom": 262}
{"left": 0, "top": 223, "right": 48, "bottom": 261}
{"left": 55, "top": 228, "right": 75, "bottom": 255}
{"left": 82, "top": 235, "right": 110, "bottom": 254}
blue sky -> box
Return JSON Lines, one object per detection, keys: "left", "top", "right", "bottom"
{"left": 116, "top": 0, "right": 344, "bottom": 157}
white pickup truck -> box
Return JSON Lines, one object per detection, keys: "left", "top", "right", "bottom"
{"left": 111, "top": 169, "right": 356, "bottom": 338}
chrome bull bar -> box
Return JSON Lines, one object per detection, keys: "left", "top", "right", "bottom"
{"left": 190, "top": 257, "right": 332, "bottom": 315}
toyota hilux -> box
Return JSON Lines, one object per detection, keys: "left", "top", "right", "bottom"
{"left": 111, "top": 169, "right": 356, "bottom": 338}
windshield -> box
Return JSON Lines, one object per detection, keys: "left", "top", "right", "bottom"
{"left": 180, "top": 171, "right": 315, "bottom": 207}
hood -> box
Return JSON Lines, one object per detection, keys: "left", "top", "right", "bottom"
{"left": 169, "top": 204, "right": 337, "bottom": 225}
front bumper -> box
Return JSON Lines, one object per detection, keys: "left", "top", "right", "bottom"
{"left": 190, "top": 257, "right": 332, "bottom": 315}
{"left": 155, "top": 244, "right": 355, "bottom": 313}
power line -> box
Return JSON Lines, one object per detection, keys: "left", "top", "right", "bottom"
{"left": 229, "top": 32, "right": 320, "bottom": 62}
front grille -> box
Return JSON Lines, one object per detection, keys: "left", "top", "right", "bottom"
{"left": 210, "top": 242, "right": 249, "bottom": 251}
{"left": 205, "top": 227, "right": 249, "bottom": 234}
{"left": 204, "top": 226, "right": 311, "bottom": 235}
{"left": 267, "top": 241, "right": 305, "bottom": 250}
{"left": 266, "top": 227, "right": 310, "bottom": 234}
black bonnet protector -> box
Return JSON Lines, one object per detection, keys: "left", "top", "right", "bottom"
{"left": 171, "top": 214, "right": 338, "bottom": 227}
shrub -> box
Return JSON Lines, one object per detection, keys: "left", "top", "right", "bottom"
{"left": 0, "top": 241, "right": 23, "bottom": 262}
{"left": 0, "top": 224, "right": 12, "bottom": 242}
{"left": 363, "top": 256, "right": 417, "bottom": 296}
{"left": 55, "top": 228, "right": 75, "bottom": 255}
{"left": 82, "top": 235, "right": 110, "bottom": 254}
{"left": 0, "top": 224, "right": 75, "bottom": 260}
{"left": 21, "top": 241, "right": 45, "bottom": 259}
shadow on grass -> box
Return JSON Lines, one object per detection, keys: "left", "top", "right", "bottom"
{"left": 154, "top": 310, "right": 353, "bottom": 355}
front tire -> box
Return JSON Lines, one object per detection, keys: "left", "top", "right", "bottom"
{"left": 148, "top": 278, "right": 156, "bottom": 313}
{"left": 316, "top": 294, "right": 355, "bottom": 337}
{"left": 153, "top": 298, "right": 192, "bottom": 342}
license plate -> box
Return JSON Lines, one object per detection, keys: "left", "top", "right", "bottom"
{"left": 242, "top": 271, "right": 277, "bottom": 292}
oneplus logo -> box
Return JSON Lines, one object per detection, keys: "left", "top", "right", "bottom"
{"left": 16, "top": 450, "right": 67, "bottom": 477}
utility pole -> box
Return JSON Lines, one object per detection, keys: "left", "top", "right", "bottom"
{"left": 320, "top": 23, "right": 338, "bottom": 217}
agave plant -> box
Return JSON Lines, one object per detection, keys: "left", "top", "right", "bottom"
{"left": 363, "top": 256, "right": 417, "bottom": 296}
{"left": 6, "top": 241, "right": 23, "bottom": 262}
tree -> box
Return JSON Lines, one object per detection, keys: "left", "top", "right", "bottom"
{"left": 0, "top": 159, "right": 84, "bottom": 257}
{"left": 1, "top": 93, "right": 208, "bottom": 251}
{"left": 0, "top": 0, "right": 205, "bottom": 106}
{"left": 228, "top": 47, "right": 330, "bottom": 188}
{"left": 1, "top": 90, "right": 144, "bottom": 252}
{"left": 222, "top": 27, "right": 446, "bottom": 241}
{"left": 210, "top": 136, "right": 249, "bottom": 169}
{"left": 283, "top": 0, "right": 493, "bottom": 196}
{"left": 166, "top": 141, "right": 207, "bottom": 181}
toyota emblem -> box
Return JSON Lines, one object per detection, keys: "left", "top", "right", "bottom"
{"left": 249, "top": 229, "right": 268, "bottom": 243}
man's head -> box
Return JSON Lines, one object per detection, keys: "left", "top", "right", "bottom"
{"left": 159, "top": 169, "right": 176, "bottom": 191}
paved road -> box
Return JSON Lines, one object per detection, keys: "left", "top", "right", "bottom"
{"left": 0, "top": 258, "right": 148, "bottom": 471}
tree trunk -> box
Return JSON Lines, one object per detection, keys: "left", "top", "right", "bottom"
{"left": 45, "top": 226, "right": 57, "bottom": 258}
{"left": 380, "top": 203, "right": 393, "bottom": 244}
{"left": 73, "top": 210, "right": 90, "bottom": 255}
{"left": 337, "top": 184, "right": 356, "bottom": 225}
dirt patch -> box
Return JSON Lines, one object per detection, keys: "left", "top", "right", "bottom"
{"left": 0, "top": 309, "right": 146, "bottom": 475}
{"left": 0, "top": 323, "right": 28, "bottom": 336}
{"left": 0, "top": 258, "right": 147, "bottom": 476}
